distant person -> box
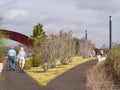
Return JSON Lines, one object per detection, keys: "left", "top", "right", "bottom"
{"left": 100, "top": 49, "right": 104, "bottom": 57}
{"left": 8, "top": 47, "right": 16, "bottom": 71}
{"left": 17, "top": 47, "right": 26, "bottom": 71}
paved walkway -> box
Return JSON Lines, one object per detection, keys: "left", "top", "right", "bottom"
{"left": 0, "top": 59, "right": 97, "bottom": 90}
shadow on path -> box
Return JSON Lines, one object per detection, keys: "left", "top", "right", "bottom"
{"left": 0, "top": 59, "right": 97, "bottom": 90}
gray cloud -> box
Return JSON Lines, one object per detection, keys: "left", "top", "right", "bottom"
{"left": 0, "top": 0, "right": 120, "bottom": 48}
{"left": 75, "top": 0, "right": 120, "bottom": 12}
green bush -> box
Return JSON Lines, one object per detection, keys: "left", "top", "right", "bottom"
{"left": 32, "top": 54, "right": 41, "bottom": 67}
{"left": 24, "top": 60, "right": 32, "bottom": 70}
{"left": 105, "top": 48, "right": 120, "bottom": 84}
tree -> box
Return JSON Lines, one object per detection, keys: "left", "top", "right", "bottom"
{"left": 29, "top": 23, "right": 46, "bottom": 51}
{"left": 29, "top": 23, "right": 47, "bottom": 68}
{"left": 73, "top": 37, "right": 80, "bottom": 55}
{"left": 58, "top": 30, "right": 75, "bottom": 64}
{"left": 74, "top": 36, "right": 95, "bottom": 57}
{"left": 0, "top": 17, "right": 8, "bottom": 62}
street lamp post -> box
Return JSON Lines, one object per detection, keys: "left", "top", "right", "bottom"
{"left": 109, "top": 16, "right": 112, "bottom": 50}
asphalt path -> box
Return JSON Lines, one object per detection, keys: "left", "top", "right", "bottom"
{"left": 0, "top": 59, "right": 97, "bottom": 90}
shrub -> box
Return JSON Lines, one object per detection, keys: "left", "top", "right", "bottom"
{"left": 24, "top": 60, "right": 32, "bottom": 70}
{"left": 105, "top": 48, "right": 120, "bottom": 85}
{"left": 86, "top": 48, "right": 120, "bottom": 89}
{"left": 32, "top": 54, "right": 41, "bottom": 67}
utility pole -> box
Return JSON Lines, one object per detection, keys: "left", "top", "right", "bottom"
{"left": 109, "top": 16, "right": 112, "bottom": 50}
{"left": 85, "top": 30, "right": 87, "bottom": 40}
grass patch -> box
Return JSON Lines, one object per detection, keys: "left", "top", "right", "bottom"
{"left": 26, "top": 56, "right": 94, "bottom": 86}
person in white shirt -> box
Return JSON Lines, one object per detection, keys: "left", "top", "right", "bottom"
{"left": 17, "top": 47, "right": 26, "bottom": 70}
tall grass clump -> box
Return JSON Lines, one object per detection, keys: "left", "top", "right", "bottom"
{"left": 87, "top": 48, "right": 120, "bottom": 90}
{"left": 86, "top": 63, "right": 115, "bottom": 90}
{"left": 104, "top": 48, "right": 120, "bottom": 87}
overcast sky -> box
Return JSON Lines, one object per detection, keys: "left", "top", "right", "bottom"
{"left": 0, "top": 0, "right": 120, "bottom": 48}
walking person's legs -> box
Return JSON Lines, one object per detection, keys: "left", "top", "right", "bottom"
{"left": 19, "top": 59, "right": 25, "bottom": 70}
{"left": 9, "top": 59, "right": 12, "bottom": 71}
{"left": 11, "top": 58, "right": 15, "bottom": 71}
{"left": 21, "top": 60, "right": 25, "bottom": 70}
{"left": 9, "top": 57, "right": 13, "bottom": 71}
{"left": 19, "top": 60, "right": 22, "bottom": 70}
{"left": 9, "top": 56, "right": 15, "bottom": 71}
